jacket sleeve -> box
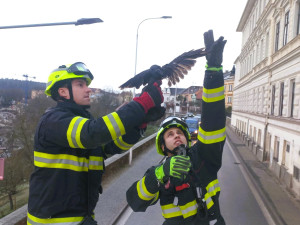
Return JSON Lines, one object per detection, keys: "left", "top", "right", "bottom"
{"left": 103, "top": 127, "right": 142, "bottom": 155}
{"left": 126, "top": 166, "right": 160, "bottom": 212}
{"left": 43, "top": 101, "right": 146, "bottom": 149}
{"left": 190, "top": 69, "right": 226, "bottom": 171}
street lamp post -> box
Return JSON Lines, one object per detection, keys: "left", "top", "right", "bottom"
{"left": 0, "top": 18, "right": 103, "bottom": 29}
{"left": 129, "top": 16, "right": 171, "bottom": 166}
{"left": 132, "top": 16, "right": 172, "bottom": 98}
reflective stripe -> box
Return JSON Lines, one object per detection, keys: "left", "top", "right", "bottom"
{"left": 204, "top": 194, "right": 214, "bottom": 209}
{"left": 67, "top": 116, "right": 88, "bottom": 149}
{"left": 137, "top": 177, "right": 157, "bottom": 201}
{"left": 206, "top": 179, "right": 221, "bottom": 197}
{"left": 114, "top": 136, "right": 133, "bottom": 151}
{"left": 34, "top": 151, "right": 103, "bottom": 172}
{"left": 27, "top": 212, "right": 83, "bottom": 225}
{"left": 89, "top": 156, "right": 104, "bottom": 170}
{"left": 161, "top": 204, "right": 182, "bottom": 218}
{"left": 151, "top": 192, "right": 159, "bottom": 205}
{"left": 197, "top": 127, "right": 226, "bottom": 144}
{"left": 202, "top": 86, "right": 224, "bottom": 103}
{"left": 103, "top": 112, "right": 125, "bottom": 140}
{"left": 46, "top": 80, "right": 52, "bottom": 88}
{"left": 179, "top": 200, "right": 198, "bottom": 218}
{"left": 204, "top": 179, "right": 221, "bottom": 209}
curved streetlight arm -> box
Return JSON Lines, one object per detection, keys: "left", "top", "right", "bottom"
{"left": 0, "top": 18, "right": 103, "bottom": 29}
{"left": 133, "top": 16, "right": 172, "bottom": 97}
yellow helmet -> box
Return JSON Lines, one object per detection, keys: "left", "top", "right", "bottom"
{"left": 156, "top": 116, "right": 191, "bottom": 156}
{"left": 45, "top": 62, "right": 94, "bottom": 96}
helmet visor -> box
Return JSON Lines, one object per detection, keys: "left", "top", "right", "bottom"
{"left": 67, "top": 62, "right": 94, "bottom": 80}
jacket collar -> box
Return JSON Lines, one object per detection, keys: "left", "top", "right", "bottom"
{"left": 56, "top": 101, "right": 92, "bottom": 118}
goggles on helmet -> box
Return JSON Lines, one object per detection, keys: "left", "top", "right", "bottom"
{"left": 45, "top": 62, "right": 94, "bottom": 97}
{"left": 67, "top": 62, "right": 94, "bottom": 79}
{"left": 160, "top": 116, "right": 187, "bottom": 129}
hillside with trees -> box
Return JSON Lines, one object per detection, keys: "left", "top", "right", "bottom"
{"left": 0, "top": 79, "right": 45, "bottom": 107}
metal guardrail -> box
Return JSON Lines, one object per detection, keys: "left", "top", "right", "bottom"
{"left": 0, "top": 133, "right": 157, "bottom": 225}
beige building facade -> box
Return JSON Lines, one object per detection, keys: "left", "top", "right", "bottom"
{"left": 231, "top": 0, "right": 300, "bottom": 197}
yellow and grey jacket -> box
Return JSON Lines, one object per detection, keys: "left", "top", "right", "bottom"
{"left": 126, "top": 69, "right": 226, "bottom": 224}
{"left": 27, "top": 101, "right": 145, "bottom": 225}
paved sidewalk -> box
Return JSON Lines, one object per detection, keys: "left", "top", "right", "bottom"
{"left": 226, "top": 125, "right": 300, "bottom": 225}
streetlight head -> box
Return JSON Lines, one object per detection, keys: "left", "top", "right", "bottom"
{"left": 75, "top": 18, "right": 103, "bottom": 26}
{"left": 161, "top": 16, "right": 172, "bottom": 19}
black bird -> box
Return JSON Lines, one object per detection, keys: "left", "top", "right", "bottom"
{"left": 119, "top": 48, "right": 206, "bottom": 89}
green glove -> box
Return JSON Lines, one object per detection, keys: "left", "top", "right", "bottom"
{"left": 155, "top": 155, "right": 191, "bottom": 183}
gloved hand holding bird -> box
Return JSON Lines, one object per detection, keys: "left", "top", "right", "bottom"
{"left": 120, "top": 29, "right": 225, "bottom": 123}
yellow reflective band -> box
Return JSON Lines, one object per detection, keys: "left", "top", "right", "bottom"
{"left": 34, "top": 151, "right": 103, "bottom": 172}
{"left": 204, "top": 195, "right": 214, "bottom": 209}
{"left": 27, "top": 211, "right": 84, "bottom": 224}
{"left": 197, "top": 127, "right": 226, "bottom": 144}
{"left": 114, "top": 136, "right": 133, "bottom": 151}
{"left": 203, "top": 179, "right": 221, "bottom": 210}
{"left": 202, "top": 86, "right": 224, "bottom": 103}
{"left": 151, "top": 192, "right": 159, "bottom": 205}
{"left": 206, "top": 179, "right": 221, "bottom": 197}
{"left": 179, "top": 200, "right": 198, "bottom": 218}
{"left": 67, "top": 116, "right": 88, "bottom": 149}
{"left": 103, "top": 112, "right": 126, "bottom": 140}
{"left": 161, "top": 204, "right": 182, "bottom": 218}
{"left": 137, "top": 177, "right": 157, "bottom": 201}
{"left": 88, "top": 156, "right": 104, "bottom": 170}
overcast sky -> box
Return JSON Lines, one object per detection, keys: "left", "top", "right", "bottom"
{"left": 0, "top": 0, "right": 247, "bottom": 92}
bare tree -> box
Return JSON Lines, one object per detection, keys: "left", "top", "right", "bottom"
{"left": 90, "top": 91, "right": 121, "bottom": 118}
{"left": 0, "top": 151, "right": 25, "bottom": 210}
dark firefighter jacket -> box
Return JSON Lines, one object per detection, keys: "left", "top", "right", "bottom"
{"left": 27, "top": 100, "right": 145, "bottom": 225}
{"left": 126, "top": 70, "right": 226, "bottom": 225}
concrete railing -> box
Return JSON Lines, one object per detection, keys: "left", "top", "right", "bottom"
{"left": 0, "top": 133, "right": 157, "bottom": 225}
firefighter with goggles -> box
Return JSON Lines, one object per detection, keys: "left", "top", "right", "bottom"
{"left": 126, "top": 30, "right": 227, "bottom": 225}
{"left": 27, "top": 61, "right": 165, "bottom": 224}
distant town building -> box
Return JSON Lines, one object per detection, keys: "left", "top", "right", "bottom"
{"left": 232, "top": 0, "right": 300, "bottom": 197}
{"left": 224, "top": 67, "right": 235, "bottom": 108}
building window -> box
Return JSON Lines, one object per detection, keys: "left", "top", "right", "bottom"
{"left": 257, "top": 129, "right": 262, "bottom": 147}
{"left": 294, "top": 166, "right": 300, "bottom": 181}
{"left": 261, "top": 39, "right": 264, "bottom": 60}
{"left": 283, "top": 11, "right": 289, "bottom": 46}
{"left": 279, "top": 82, "right": 284, "bottom": 116}
{"left": 271, "top": 85, "right": 276, "bottom": 115}
{"left": 297, "top": 2, "right": 300, "bottom": 35}
{"left": 290, "top": 79, "right": 295, "bottom": 117}
{"left": 228, "top": 96, "right": 232, "bottom": 103}
{"left": 229, "top": 84, "right": 232, "bottom": 91}
{"left": 286, "top": 142, "right": 290, "bottom": 153}
{"left": 275, "top": 22, "right": 280, "bottom": 51}
{"left": 274, "top": 137, "right": 280, "bottom": 162}
{"left": 265, "top": 32, "right": 269, "bottom": 57}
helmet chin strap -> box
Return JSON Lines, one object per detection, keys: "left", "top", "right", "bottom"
{"left": 65, "top": 81, "right": 90, "bottom": 109}
{"left": 163, "top": 143, "right": 188, "bottom": 156}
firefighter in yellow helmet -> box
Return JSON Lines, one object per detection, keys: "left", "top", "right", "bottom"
{"left": 126, "top": 30, "right": 227, "bottom": 225}
{"left": 27, "top": 62, "right": 165, "bottom": 224}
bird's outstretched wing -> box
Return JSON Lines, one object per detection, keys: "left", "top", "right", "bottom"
{"left": 119, "top": 48, "right": 206, "bottom": 89}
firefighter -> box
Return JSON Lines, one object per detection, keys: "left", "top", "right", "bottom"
{"left": 27, "top": 62, "right": 164, "bottom": 225}
{"left": 126, "top": 30, "right": 226, "bottom": 225}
